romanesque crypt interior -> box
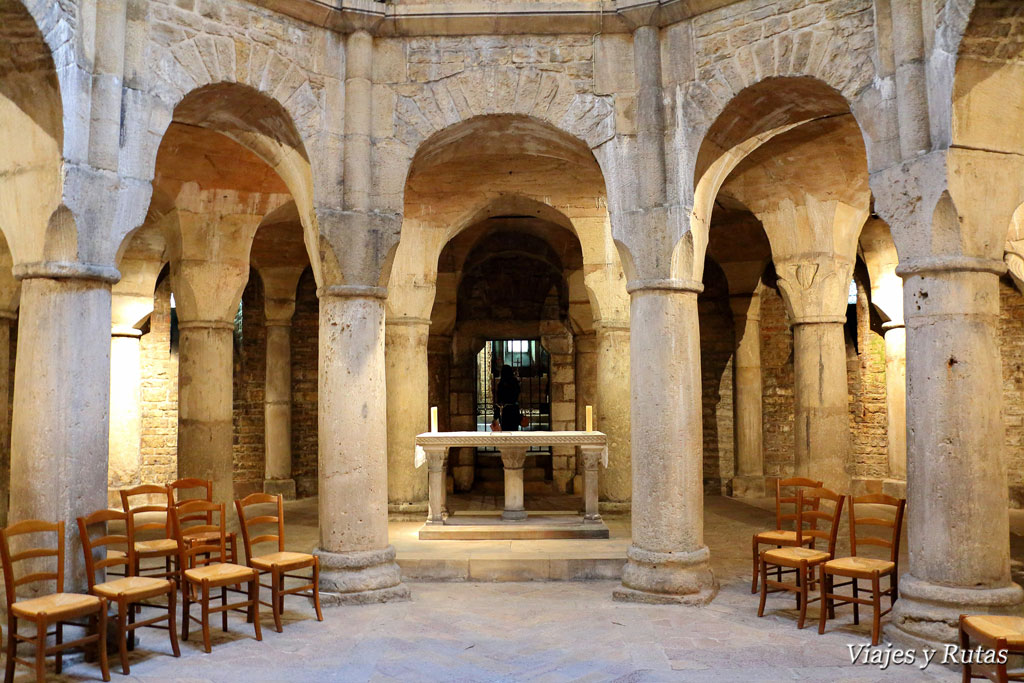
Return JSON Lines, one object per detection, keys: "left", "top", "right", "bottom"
{"left": 3, "top": 0, "right": 1024, "bottom": 680}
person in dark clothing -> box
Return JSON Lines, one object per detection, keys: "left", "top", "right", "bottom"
{"left": 494, "top": 364, "right": 521, "bottom": 431}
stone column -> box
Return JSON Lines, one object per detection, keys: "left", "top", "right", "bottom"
{"left": 728, "top": 294, "right": 764, "bottom": 497}
{"left": 580, "top": 445, "right": 603, "bottom": 523}
{"left": 176, "top": 320, "right": 235, "bottom": 504}
{"left": 314, "top": 285, "right": 409, "bottom": 604}
{"left": 594, "top": 321, "right": 631, "bottom": 506}
{"left": 614, "top": 282, "right": 717, "bottom": 605}
{"left": 261, "top": 267, "right": 303, "bottom": 499}
{"left": 499, "top": 447, "right": 527, "bottom": 521}
{"left": 109, "top": 327, "right": 143, "bottom": 493}
{"left": 9, "top": 270, "right": 115, "bottom": 592}
{"left": 423, "top": 445, "right": 448, "bottom": 525}
{"left": 883, "top": 322, "right": 907, "bottom": 481}
{"left": 386, "top": 318, "right": 430, "bottom": 515}
{"left": 0, "top": 311, "right": 14, "bottom": 528}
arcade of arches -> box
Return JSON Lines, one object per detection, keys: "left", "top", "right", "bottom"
{"left": 3, "top": 0, "right": 1024, "bottom": 653}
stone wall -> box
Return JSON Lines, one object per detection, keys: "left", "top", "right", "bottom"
{"left": 233, "top": 275, "right": 267, "bottom": 496}
{"left": 760, "top": 284, "right": 795, "bottom": 478}
{"left": 139, "top": 277, "right": 178, "bottom": 485}
{"left": 848, "top": 278, "right": 888, "bottom": 480}
{"left": 699, "top": 296, "right": 735, "bottom": 493}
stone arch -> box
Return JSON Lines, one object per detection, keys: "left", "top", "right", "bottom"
{"left": 0, "top": 0, "right": 66, "bottom": 267}
{"left": 124, "top": 82, "right": 321, "bottom": 285}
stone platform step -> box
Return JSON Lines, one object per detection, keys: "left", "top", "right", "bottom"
{"left": 418, "top": 513, "right": 610, "bottom": 540}
{"left": 397, "top": 555, "right": 624, "bottom": 582}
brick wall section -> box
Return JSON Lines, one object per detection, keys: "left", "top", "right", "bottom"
{"left": 760, "top": 285, "right": 795, "bottom": 477}
{"left": 138, "top": 277, "right": 178, "bottom": 485}
{"left": 290, "top": 269, "right": 319, "bottom": 498}
{"left": 233, "top": 274, "right": 266, "bottom": 495}
{"left": 848, "top": 279, "right": 888, "bottom": 479}
{"left": 699, "top": 297, "right": 735, "bottom": 493}
{"left": 1000, "top": 279, "right": 1024, "bottom": 505}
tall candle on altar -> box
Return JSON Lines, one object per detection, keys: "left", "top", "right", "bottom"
{"left": 585, "top": 405, "right": 593, "bottom": 432}
{"left": 430, "top": 406, "right": 438, "bottom": 432}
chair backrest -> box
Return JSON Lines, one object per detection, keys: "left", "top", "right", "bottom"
{"left": 775, "top": 477, "right": 823, "bottom": 530}
{"left": 170, "top": 499, "right": 226, "bottom": 568}
{"left": 235, "top": 493, "right": 286, "bottom": 563}
{"left": 795, "top": 487, "right": 845, "bottom": 557}
{"left": 0, "top": 519, "right": 64, "bottom": 607}
{"left": 120, "top": 484, "right": 172, "bottom": 539}
{"left": 169, "top": 478, "right": 214, "bottom": 527}
{"left": 849, "top": 493, "right": 906, "bottom": 564}
{"left": 77, "top": 508, "right": 133, "bottom": 591}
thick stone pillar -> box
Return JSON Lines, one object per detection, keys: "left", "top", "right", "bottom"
{"left": 0, "top": 312, "right": 14, "bottom": 528}
{"left": 791, "top": 318, "right": 849, "bottom": 489}
{"left": 594, "top": 321, "right": 631, "bottom": 506}
{"left": 261, "top": 267, "right": 303, "bottom": 499}
{"left": 729, "top": 294, "right": 764, "bottom": 497}
{"left": 883, "top": 323, "right": 907, "bottom": 480}
{"left": 176, "top": 320, "right": 235, "bottom": 505}
{"left": 614, "top": 283, "right": 717, "bottom": 605}
{"left": 109, "top": 328, "right": 142, "bottom": 493}
{"left": 385, "top": 317, "right": 429, "bottom": 515}
{"left": 314, "top": 286, "right": 409, "bottom": 604}
{"left": 10, "top": 272, "right": 114, "bottom": 592}
{"left": 888, "top": 259, "right": 1023, "bottom": 645}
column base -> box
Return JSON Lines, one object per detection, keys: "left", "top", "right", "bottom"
{"left": 501, "top": 510, "right": 528, "bottom": 521}
{"left": 613, "top": 545, "right": 718, "bottom": 605}
{"left": 263, "top": 478, "right": 297, "bottom": 500}
{"left": 885, "top": 574, "right": 1024, "bottom": 647}
{"left": 314, "top": 545, "right": 411, "bottom": 605}
{"left": 730, "top": 476, "right": 766, "bottom": 498}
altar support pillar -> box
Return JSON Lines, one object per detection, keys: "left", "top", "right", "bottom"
{"left": 614, "top": 281, "right": 717, "bottom": 604}
{"left": 10, "top": 271, "right": 115, "bottom": 592}
{"left": 499, "top": 447, "right": 527, "bottom": 521}
{"left": 580, "top": 445, "right": 603, "bottom": 523}
{"left": 729, "top": 293, "right": 764, "bottom": 497}
{"left": 314, "top": 285, "right": 409, "bottom": 603}
{"left": 386, "top": 318, "right": 430, "bottom": 514}
{"left": 424, "top": 445, "right": 448, "bottom": 524}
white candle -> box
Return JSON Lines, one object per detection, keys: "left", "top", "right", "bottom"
{"left": 585, "top": 405, "right": 593, "bottom": 432}
{"left": 430, "top": 406, "right": 438, "bottom": 432}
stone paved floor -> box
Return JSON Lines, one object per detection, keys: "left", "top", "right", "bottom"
{"left": 8, "top": 496, "right": 964, "bottom": 681}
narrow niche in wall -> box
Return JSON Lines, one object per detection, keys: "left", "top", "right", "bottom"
{"left": 475, "top": 339, "right": 551, "bottom": 453}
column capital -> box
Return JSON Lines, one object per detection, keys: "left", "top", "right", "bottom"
{"left": 317, "top": 284, "right": 388, "bottom": 300}
{"left": 626, "top": 278, "right": 703, "bottom": 295}
{"left": 896, "top": 255, "right": 1006, "bottom": 278}
{"left": 176, "top": 320, "right": 235, "bottom": 332}
{"left": 386, "top": 316, "right": 432, "bottom": 327}
{"left": 111, "top": 325, "right": 143, "bottom": 338}
{"left": 265, "top": 318, "right": 293, "bottom": 329}
{"left": 13, "top": 261, "right": 120, "bottom": 284}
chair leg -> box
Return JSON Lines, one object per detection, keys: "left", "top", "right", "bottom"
{"left": 34, "top": 617, "right": 45, "bottom": 683}
{"left": 852, "top": 578, "right": 860, "bottom": 625}
{"left": 871, "top": 574, "right": 882, "bottom": 646}
{"left": 818, "top": 570, "right": 829, "bottom": 635}
{"left": 117, "top": 600, "right": 130, "bottom": 675}
{"left": 128, "top": 595, "right": 136, "bottom": 651}
{"left": 201, "top": 582, "right": 212, "bottom": 654}
{"left": 5, "top": 616, "right": 16, "bottom": 683}
{"left": 313, "top": 560, "right": 323, "bottom": 622}
{"left": 797, "top": 563, "right": 808, "bottom": 629}
{"left": 54, "top": 621, "right": 63, "bottom": 673}
{"left": 182, "top": 584, "right": 191, "bottom": 642}
{"left": 827, "top": 574, "right": 835, "bottom": 620}
{"left": 892, "top": 572, "right": 899, "bottom": 606}
{"left": 221, "top": 586, "right": 228, "bottom": 633}
{"left": 168, "top": 585, "right": 181, "bottom": 658}
{"left": 250, "top": 576, "right": 263, "bottom": 642}
{"left": 271, "top": 569, "right": 283, "bottom": 633}
{"left": 751, "top": 537, "right": 759, "bottom": 594}
{"left": 959, "top": 623, "right": 971, "bottom": 683}
{"left": 97, "top": 601, "right": 110, "bottom": 683}
{"left": 757, "top": 556, "right": 769, "bottom": 618}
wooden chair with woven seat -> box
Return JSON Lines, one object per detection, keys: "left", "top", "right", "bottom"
{"left": 818, "top": 493, "right": 906, "bottom": 645}
{"left": 77, "top": 508, "right": 180, "bottom": 674}
{"left": 758, "top": 487, "right": 845, "bottom": 630}
{"left": 959, "top": 615, "right": 1024, "bottom": 682}
{"left": 751, "top": 477, "right": 823, "bottom": 593}
{"left": 1, "top": 519, "right": 110, "bottom": 683}
{"left": 120, "top": 484, "right": 178, "bottom": 584}
{"left": 169, "top": 478, "right": 239, "bottom": 563}
{"left": 235, "top": 492, "right": 323, "bottom": 633}
{"left": 169, "top": 499, "right": 262, "bottom": 653}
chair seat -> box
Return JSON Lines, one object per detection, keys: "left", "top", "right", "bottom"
{"left": 763, "top": 547, "right": 830, "bottom": 566}
{"left": 962, "top": 615, "right": 1024, "bottom": 649}
{"left": 92, "top": 576, "right": 172, "bottom": 600}
{"left": 824, "top": 556, "right": 895, "bottom": 576}
{"left": 184, "top": 530, "right": 235, "bottom": 542}
{"left": 135, "top": 538, "right": 178, "bottom": 554}
{"left": 754, "top": 529, "right": 813, "bottom": 545}
{"left": 251, "top": 551, "right": 315, "bottom": 571}
{"left": 11, "top": 592, "right": 102, "bottom": 619}
{"left": 184, "top": 562, "right": 256, "bottom": 585}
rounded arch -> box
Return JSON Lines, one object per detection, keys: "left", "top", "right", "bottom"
{"left": 0, "top": 0, "right": 66, "bottom": 267}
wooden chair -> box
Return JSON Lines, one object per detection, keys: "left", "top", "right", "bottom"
{"left": 818, "top": 493, "right": 906, "bottom": 645}
{"left": 77, "top": 508, "right": 180, "bottom": 674}
{"left": 751, "top": 477, "right": 823, "bottom": 593}
{"left": 169, "top": 499, "right": 262, "bottom": 653}
{"left": 235, "top": 493, "right": 323, "bottom": 633}
{"left": 120, "top": 484, "right": 178, "bottom": 583}
{"left": 169, "top": 478, "right": 238, "bottom": 563}
{"left": 758, "top": 487, "right": 845, "bottom": 630}
{"left": 1, "top": 520, "right": 109, "bottom": 683}
{"left": 959, "top": 615, "right": 1024, "bottom": 682}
